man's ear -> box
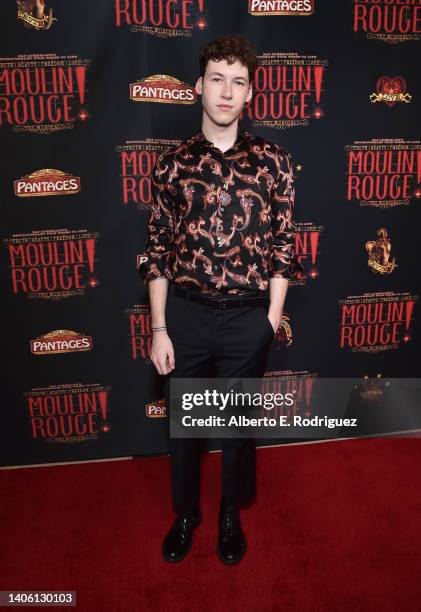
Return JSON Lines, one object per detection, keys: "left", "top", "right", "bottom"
{"left": 195, "top": 76, "right": 203, "bottom": 95}
{"left": 245, "top": 83, "right": 253, "bottom": 103}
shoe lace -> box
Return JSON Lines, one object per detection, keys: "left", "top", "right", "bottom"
{"left": 221, "top": 508, "right": 240, "bottom": 535}
{"left": 174, "top": 509, "right": 195, "bottom": 532}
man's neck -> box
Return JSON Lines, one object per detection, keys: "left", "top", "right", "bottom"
{"left": 201, "top": 115, "right": 239, "bottom": 154}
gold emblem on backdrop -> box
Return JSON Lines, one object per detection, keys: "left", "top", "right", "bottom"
{"left": 366, "top": 228, "right": 397, "bottom": 274}
{"left": 17, "top": 0, "right": 56, "bottom": 30}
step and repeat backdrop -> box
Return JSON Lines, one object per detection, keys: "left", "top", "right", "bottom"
{"left": 1, "top": 1, "right": 420, "bottom": 467}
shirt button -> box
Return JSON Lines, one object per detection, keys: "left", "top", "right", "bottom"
{"left": 213, "top": 265, "right": 218, "bottom": 270}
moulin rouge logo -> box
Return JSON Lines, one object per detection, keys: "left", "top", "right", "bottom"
{"left": 4, "top": 229, "right": 99, "bottom": 300}
{"left": 242, "top": 52, "right": 327, "bottom": 129}
{"left": 146, "top": 399, "right": 166, "bottom": 418}
{"left": 115, "top": 0, "right": 207, "bottom": 37}
{"left": 24, "top": 383, "right": 111, "bottom": 443}
{"left": 339, "top": 292, "right": 417, "bottom": 353}
{"left": 126, "top": 305, "right": 153, "bottom": 363}
{"left": 248, "top": 0, "right": 313, "bottom": 16}
{"left": 117, "top": 138, "right": 180, "bottom": 210}
{"left": 353, "top": 0, "right": 421, "bottom": 43}
{"left": 290, "top": 222, "right": 323, "bottom": 286}
{"left": 346, "top": 139, "right": 421, "bottom": 208}
{"left": 370, "top": 76, "right": 412, "bottom": 106}
{"left": 366, "top": 228, "right": 397, "bottom": 275}
{"left": 0, "top": 54, "right": 90, "bottom": 134}
{"left": 14, "top": 169, "right": 81, "bottom": 197}
{"left": 259, "top": 371, "right": 317, "bottom": 419}
{"left": 30, "top": 330, "right": 93, "bottom": 355}
{"left": 17, "top": 0, "right": 57, "bottom": 30}
{"left": 130, "top": 74, "right": 196, "bottom": 104}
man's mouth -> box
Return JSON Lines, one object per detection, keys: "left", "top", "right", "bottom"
{"left": 217, "top": 104, "right": 233, "bottom": 111}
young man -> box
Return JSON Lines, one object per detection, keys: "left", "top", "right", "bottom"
{"left": 138, "top": 35, "right": 297, "bottom": 564}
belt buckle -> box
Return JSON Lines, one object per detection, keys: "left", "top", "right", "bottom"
{"left": 218, "top": 298, "right": 228, "bottom": 309}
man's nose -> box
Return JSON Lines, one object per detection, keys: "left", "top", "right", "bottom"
{"left": 221, "top": 81, "right": 233, "bottom": 99}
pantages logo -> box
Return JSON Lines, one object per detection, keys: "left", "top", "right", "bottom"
{"left": 126, "top": 305, "right": 152, "bottom": 362}
{"left": 3, "top": 229, "right": 99, "bottom": 300}
{"left": 339, "top": 291, "right": 417, "bottom": 352}
{"left": 17, "top": 0, "right": 57, "bottom": 30}
{"left": 130, "top": 74, "right": 196, "bottom": 104}
{"left": 249, "top": 0, "right": 313, "bottom": 16}
{"left": 14, "top": 169, "right": 81, "bottom": 197}
{"left": 146, "top": 399, "right": 166, "bottom": 418}
{"left": 31, "top": 330, "right": 93, "bottom": 355}
{"left": 366, "top": 228, "right": 397, "bottom": 275}
{"left": 345, "top": 139, "right": 421, "bottom": 208}
{"left": 290, "top": 221, "right": 324, "bottom": 287}
{"left": 353, "top": 0, "right": 421, "bottom": 43}
{"left": 370, "top": 76, "right": 412, "bottom": 106}
{"left": 0, "top": 54, "right": 90, "bottom": 134}
{"left": 24, "top": 383, "right": 111, "bottom": 443}
{"left": 260, "top": 371, "right": 317, "bottom": 420}
{"left": 117, "top": 138, "right": 181, "bottom": 210}
{"left": 242, "top": 52, "right": 327, "bottom": 129}
{"left": 115, "top": 0, "right": 207, "bottom": 38}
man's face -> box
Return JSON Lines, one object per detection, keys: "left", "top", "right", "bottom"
{"left": 195, "top": 58, "right": 253, "bottom": 127}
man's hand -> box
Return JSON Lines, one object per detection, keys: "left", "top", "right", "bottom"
{"left": 150, "top": 332, "right": 175, "bottom": 375}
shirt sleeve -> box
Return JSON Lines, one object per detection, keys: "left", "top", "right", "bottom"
{"left": 137, "top": 153, "right": 176, "bottom": 286}
{"left": 268, "top": 146, "right": 299, "bottom": 281}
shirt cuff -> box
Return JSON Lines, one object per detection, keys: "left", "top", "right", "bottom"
{"left": 268, "top": 241, "right": 304, "bottom": 281}
{"left": 137, "top": 253, "right": 174, "bottom": 286}
{"left": 268, "top": 257, "right": 304, "bottom": 281}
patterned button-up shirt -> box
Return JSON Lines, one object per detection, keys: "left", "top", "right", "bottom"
{"left": 138, "top": 127, "right": 298, "bottom": 295}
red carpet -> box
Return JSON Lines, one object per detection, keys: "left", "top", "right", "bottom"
{"left": 1, "top": 437, "right": 421, "bottom": 611}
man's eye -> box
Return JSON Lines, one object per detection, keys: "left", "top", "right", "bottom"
{"left": 212, "top": 78, "right": 221, "bottom": 82}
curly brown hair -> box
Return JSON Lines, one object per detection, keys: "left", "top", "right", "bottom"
{"left": 199, "top": 35, "right": 257, "bottom": 84}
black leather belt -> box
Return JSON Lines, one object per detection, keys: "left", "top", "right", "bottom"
{"left": 173, "top": 286, "right": 269, "bottom": 309}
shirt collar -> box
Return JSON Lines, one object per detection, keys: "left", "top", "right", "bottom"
{"left": 190, "top": 125, "right": 252, "bottom": 153}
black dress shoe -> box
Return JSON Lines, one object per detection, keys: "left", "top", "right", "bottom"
{"left": 162, "top": 506, "right": 202, "bottom": 563}
{"left": 217, "top": 504, "right": 247, "bottom": 564}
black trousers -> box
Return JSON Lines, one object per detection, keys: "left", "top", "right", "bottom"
{"left": 163, "top": 283, "right": 275, "bottom": 513}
